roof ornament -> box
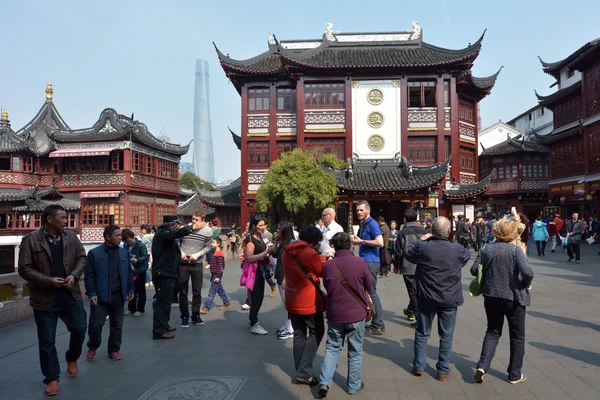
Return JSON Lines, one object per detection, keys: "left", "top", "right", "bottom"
{"left": 410, "top": 21, "right": 422, "bottom": 40}
{"left": 268, "top": 34, "right": 276, "bottom": 45}
{"left": 324, "top": 22, "right": 339, "bottom": 42}
{"left": 45, "top": 78, "right": 54, "bottom": 101}
{"left": 1, "top": 108, "right": 7, "bottom": 121}
{"left": 398, "top": 156, "right": 413, "bottom": 179}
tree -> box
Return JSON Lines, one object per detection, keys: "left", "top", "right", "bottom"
{"left": 179, "top": 172, "right": 214, "bottom": 191}
{"left": 256, "top": 149, "right": 338, "bottom": 227}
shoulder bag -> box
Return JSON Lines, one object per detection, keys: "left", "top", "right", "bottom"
{"left": 293, "top": 257, "right": 327, "bottom": 310}
{"left": 333, "top": 260, "right": 374, "bottom": 322}
{"left": 469, "top": 244, "right": 504, "bottom": 297}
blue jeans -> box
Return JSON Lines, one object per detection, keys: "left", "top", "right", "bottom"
{"left": 203, "top": 274, "right": 230, "bottom": 311}
{"left": 366, "top": 262, "right": 384, "bottom": 328}
{"left": 319, "top": 320, "right": 365, "bottom": 394}
{"left": 413, "top": 307, "right": 457, "bottom": 375}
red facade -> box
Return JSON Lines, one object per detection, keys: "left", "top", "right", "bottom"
{"left": 216, "top": 24, "right": 499, "bottom": 226}
{"left": 0, "top": 84, "right": 189, "bottom": 241}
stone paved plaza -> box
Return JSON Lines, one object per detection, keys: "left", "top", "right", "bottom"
{"left": 0, "top": 245, "right": 599, "bottom": 400}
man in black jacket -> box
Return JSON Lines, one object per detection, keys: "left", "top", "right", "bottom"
{"left": 455, "top": 215, "right": 469, "bottom": 249}
{"left": 404, "top": 216, "right": 470, "bottom": 382}
{"left": 566, "top": 212, "right": 584, "bottom": 264}
{"left": 395, "top": 209, "right": 425, "bottom": 323}
{"left": 151, "top": 216, "right": 192, "bottom": 339}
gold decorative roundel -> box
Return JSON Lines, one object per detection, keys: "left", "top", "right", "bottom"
{"left": 367, "top": 134, "right": 385, "bottom": 152}
{"left": 367, "top": 89, "right": 384, "bottom": 105}
{"left": 368, "top": 111, "right": 384, "bottom": 128}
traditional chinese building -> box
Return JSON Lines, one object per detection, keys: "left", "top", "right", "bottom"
{"left": 535, "top": 38, "right": 600, "bottom": 217}
{"left": 177, "top": 178, "right": 241, "bottom": 229}
{"left": 0, "top": 82, "right": 189, "bottom": 243}
{"left": 478, "top": 135, "right": 551, "bottom": 219}
{"left": 216, "top": 22, "right": 499, "bottom": 226}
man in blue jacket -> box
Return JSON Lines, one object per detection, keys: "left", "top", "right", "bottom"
{"left": 404, "top": 216, "right": 470, "bottom": 382}
{"left": 84, "top": 225, "right": 134, "bottom": 361}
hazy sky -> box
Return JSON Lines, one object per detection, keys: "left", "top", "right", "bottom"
{"left": 1, "top": 0, "right": 598, "bottom": 182}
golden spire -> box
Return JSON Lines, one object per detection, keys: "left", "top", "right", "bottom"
{"left": 1, "top": 108, "right": 7, "bottom": 121}
{"left": 45, "top": 78, "right": 53, "bottom": 101}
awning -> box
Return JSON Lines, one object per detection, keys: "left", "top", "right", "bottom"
{"left": 80, "top": 191, "right": 121, "bottom": 199}
{"left": 49, "top": 147, "right": 118, "bottom": 158}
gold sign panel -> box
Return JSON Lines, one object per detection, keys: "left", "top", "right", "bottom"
{"left": 367, "top": 134, "right": 385, "bottom": 152}
{"left": 367, "top": 88, "right": 384, "bottom": 105}
{"left": 368, "top": 111, "right": 384, "bottom": 128}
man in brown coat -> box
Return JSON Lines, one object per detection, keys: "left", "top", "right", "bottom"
{"left": 18, "top": 205, "right": 87, "bottom": 397}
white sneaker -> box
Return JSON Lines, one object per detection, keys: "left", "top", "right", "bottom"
{"left": 508, "top": 374, "right": 527, "bottom": 384}
{"left": 250, "top": 323, "right": 268, "bottom": 335}
{"left": 277, "top": 329, "right": 294, "bottom": 340}
{"left": 474, "top": 368, "right": 485, "bottom": 383}
{"left": 241, "top": 304, "right": 251, "bottom": 310}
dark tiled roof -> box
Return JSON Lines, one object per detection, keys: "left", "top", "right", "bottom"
{"left": 457, "top": 67, "right": 502, "bottom": 101}
{"left": 50, "top": 109, "right": 190, "bottom": 156}
{"left": 177, "top": 193, "right": 215, "bottom": 216}
{"left": 13, "top": 198, "right": 80, "bottom": 212}
{"left": 480, "top": 137, "right": 550, "bottom": 156}
{"left": 534, "top": 126, "right": 581, "bottom": 144}
{"left": 279, "top": 39, "right": 483, "bottom": 71}
{"left": 216, "top": 31, "right": 485, "bottom": 75}
{"left": 535, "top": 81, "right": 582, "bottom": 107}
{"left": 15, "top": 101, "right": 70, "bottom": 157}
{"left": 539, "top": 38, "right": 600, "bottom": 79}
{"left": 0, "top": 122, "right": 28, "bottom": 154}
{"left": 332, "top": 157, "right": 450, "bottom": 192}
{"left": 200, "top": 178, "right": 241, "bottom": 208}
{"left": 229, "top": 127, "right": 241, "bottom": 150}
{"left": 0, "top": 188, "right": 35, "bottom": 202}
{"left": 444, "top": 172, "right": 493, "bottom": 199}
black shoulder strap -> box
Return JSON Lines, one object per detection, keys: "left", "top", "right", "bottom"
{"left": 293, "top": 257, "right": 322, "bottom": 292}
{"left": 333, "top": 260, "right": 368, "bottom": 311}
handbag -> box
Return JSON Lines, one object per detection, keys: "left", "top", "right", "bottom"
{"left": 293, "top": 257, "right": 327, "bottom": 310}
{"left": 380, "top": 247, "right": 393, "bottom": 265}
{"left": 469, "top": 244, "right": 503, "bottom": 297}
{"left": 333, "top": 260, "right": 374, "bottom": 322}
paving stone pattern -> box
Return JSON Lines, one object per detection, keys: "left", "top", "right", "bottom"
{"left": 0, "top": 245, "right": 599, "bottom": 400}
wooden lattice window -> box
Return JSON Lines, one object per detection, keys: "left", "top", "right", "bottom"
{"left": 277, "top": 141, "right": 297, "bottom": 157}
{"left": 248, "top": 142, "right": 270, "bottom": 168}
{"left": 408, "top": 137, "right": 437, "bottom": 163}
{"left": 24, "top": 157, "right": 34, "bottom": 172}
{"left": 156, "top": 204, "right": 175, "bottom": 224}
{"left": 304, "top": 83, "right": 345, "bottom": 109}
{"left": 132, "top": 152, "right": 140, "bottom": 172}
{"left": 82, "top": 203, "right": 124, "bottom": 226}
{"left": 277, "top": 88, "right": 297, "bottom": 111}
{"left": 408, "top": 81, "right": 436, "bottom": 107}
{"left": 460, "top": 146, "right": 475, "bottom": 171}
{"left": 248, "top": 88, "right": 270, "bottom": 112}
{"left": 131, "top": 202, "right": 151, "bottom": 225}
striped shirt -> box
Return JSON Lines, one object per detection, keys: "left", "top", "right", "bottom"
{"left": 179, "top": 226, "right": 212, "bottom": 264}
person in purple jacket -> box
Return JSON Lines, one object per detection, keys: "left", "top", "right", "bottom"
{"left": 318, "top": 232, "right": 372, "bottom": 397}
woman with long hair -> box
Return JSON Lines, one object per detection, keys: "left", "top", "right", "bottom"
{"left": 273, "top": 221, "right": 295, "bottom": 340}
{"left": 471, "top": 219, "right": 534, "bottom": 384}
{"left": 245, "top": 215, "right": 274, "bottom": 335}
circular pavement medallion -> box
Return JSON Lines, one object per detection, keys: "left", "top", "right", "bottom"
{"left": 368, "top": 111, "right": 384, "bottom": 128}
{"left": 367, "top": 88, "right": 384, "bottom": 105}
{"left": 147, "top": 378, "right": 230, "bottom": 400}
{"left": 368, "top": 134, "right": 385, "bottom": 152}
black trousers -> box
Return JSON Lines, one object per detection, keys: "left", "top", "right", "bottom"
{"left": 153, "top": 277, "right": 176, "bottom": 336}
{"left": 88, "top": 292, "right": 125, "bottom": 353}
{"left": 33, "top": 292, "right": 87, "bottom": 384}
{"left": 379, "top": 249, "right": 392, "bottom": 275}
{"left": 290, "top": 313, "right": 325, "bottom": 379}
{"left": 535, "top": 241, "right": 547, "bottom": 256}
{"left": 567, "top": 242, "right": 581, "bottom": 261}
{"left": 403, "top": 275, "right": 418, "bottom": 314}
{"left": 128, "top": 273, "right": 147, "bottom": 313}
{"left": 477, "top": 297, "right": 526, "bottom": 382}
{"left": 249, "top": 272, "right": 265, "bottom": 326}
{"left": 179, "top": 263, "right": 203, "bottom": 318}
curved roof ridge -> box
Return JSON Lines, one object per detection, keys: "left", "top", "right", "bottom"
{"left": 535, "top": 81, "right": 582, "bottom": 105}
{"left": 15, "top": 100, "right": 70, "bottom": 136}
{"left": 421, "top": 29, "right": 486, "bottom": 55}
{"left": 471, "top": 66, "right": 503, "bottom": 88}
{"left": 214, "top": 42, "right": 279, "bottom": 66}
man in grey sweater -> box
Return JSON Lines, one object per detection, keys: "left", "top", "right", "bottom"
{"left": 178, "top": 209, "right": 213, "bottom": 328}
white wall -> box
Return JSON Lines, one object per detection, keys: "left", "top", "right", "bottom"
{"left": 558, "top": 68, "right": 582, "bottom": 90}
{"left": 511, "top": 106, "right": 554, "bottom": 137}
{"left": 352, "top": 80, "right": 401, "bottom": 160}
{"left": 478, "top": 122, "right": 524, "bottom": 155}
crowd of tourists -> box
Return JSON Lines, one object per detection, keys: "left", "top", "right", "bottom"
{"left": 19, "top": 202, "right": 580, "bottom": 397}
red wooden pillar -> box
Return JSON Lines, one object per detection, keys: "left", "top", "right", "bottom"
{"left": 436, "top": 76, "right": 445, "bottom": 163}
{"left": 269, "top": 83, "right": 278, "bottom": 165}
{"left": 124, "top": 192, "right": 130, "bottom": 228}
{"left": 344, "top": 77, "right": 353, "bottom": 160}
{"left": 400, "top": 78, "right": 409, "bottom": 159}
{"left": 296, "top": 77, "right": 305, "bottom": 150}
{"left": 240, "top": 85, "right": 249, "bottom": 225}
{"left": 450, "top": 77, "right": 460, "bottom": 183}
{"left": 473, "top": 99, "right": 480, "bottom": 180}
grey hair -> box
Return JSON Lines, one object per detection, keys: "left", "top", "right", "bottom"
{"left": 322, "top": 207, "right": 336, "bottom": 217}
{"left": 432, "top": 216, "right": 451, "bottom": 238}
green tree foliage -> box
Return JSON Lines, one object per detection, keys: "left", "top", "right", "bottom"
{"left": 179, "top": 172, "right": 214, "bottom": 191}
{"left": 318, "top": 152, "right": 349, "bottom": 169}
{"left": 256, "top": 149, "right": 338, "bottom": 227}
